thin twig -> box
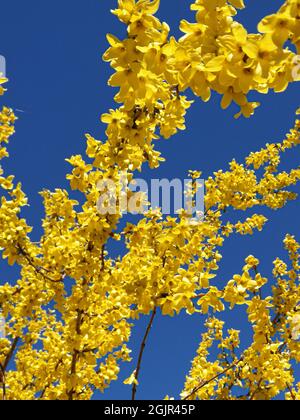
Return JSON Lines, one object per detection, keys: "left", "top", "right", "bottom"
{"left": 101, "top": 245, "right": 105, "bottom": 272}
{"left": 0, "top": 336, "right": 19, "bottom": 400}
{"left": 183, "top": 357, "right": 244, "bottom": 401}
{"left": 132, "top": 307, "right": 157, "bottom": 400}
{"left": 17, "top": 245, "right": 64, "bottom": 284}
{"left": 0, "top": 364, "right": 6, "bottom": 400}
{"left": 2, "top": 337, "right": 19, "bottom": 371}
{"left": 39, "top": 359, "right": 63, "bottom": 399}
{"left": 286, "top": 383, "right": 296, "bottom": 401}
{"left": 67, "top": 309, "right": 83, "bottom": 401}
{"left": 249, "top": 379, "right": 263, "bottom": 400}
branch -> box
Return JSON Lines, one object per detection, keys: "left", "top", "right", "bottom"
{"left": 39, "top": 359, "right": 63, "bottom": 400}
{"left": 2, "top": 337, "right": 19, "bottom": 372}
{"left": 67, "top": 309, "right": 83, "bottom": 401}
{"left": 132, "top": 307, "right": 157, "bottom": 401}
{"left": 183, "top": 357, "right": 244, "bottom": 401}
{"left": 101, "top": 245, "right": 105, "bottom": 272}
{"left": 17, "top": 245, "right": 64, "bottom": 284}
{"left": 0, "top": 336, "right": 19, "bottom": 400}
{"left": 0, "top": 364, "right": 6, "bottom": 400}
{"left": 286, "top": 383, "right": 296, "bottom": 401}
{"left": 249, "top": 379, "right": 263, "bottom": 400}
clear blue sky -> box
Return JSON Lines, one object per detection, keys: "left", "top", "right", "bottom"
{"left": 0, "top": 0, "right": 299, "bottom": 400}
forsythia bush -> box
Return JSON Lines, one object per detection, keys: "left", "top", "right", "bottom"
{"left": 0, "top": 0, "right": 300, "bottom": 400}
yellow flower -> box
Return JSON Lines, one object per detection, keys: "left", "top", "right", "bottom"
{"left": 258, "top": 14, "right": 294, "bottom": 46}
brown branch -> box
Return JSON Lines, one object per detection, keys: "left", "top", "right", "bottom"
{"left": 67, "top": 309, "right": 83, "bottom": 401}
{"left": 17, "top": 245, "right": 64, "bottom": 284}
{"left": 101, "top": 245, "right": 105, "bottom": 272}
{"left": 2, "top": 337, "right": 19, "bottom": 372}
{"left": 0, "top": 364, "right": 6, "bottom": 400}
{"left": 249, "top": 379, "right": 263, "bottom": 400}
{"left": 131, "top": 307, "right": 157, "bottom": 401}
{"left": 0, "top": 336, "right": 19, "bottom": 400}
{"left": 183, "top": 357, "right": 244, "bottom": 401}
{"left": 286, "top": 383, "right": 296, "bottom": 401}
{"left": 39, "top": 359, "right": 63, "bottom": 400}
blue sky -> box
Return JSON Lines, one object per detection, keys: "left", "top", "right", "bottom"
{"left": 0, "top": 0, "right": 299, "bottom": 400}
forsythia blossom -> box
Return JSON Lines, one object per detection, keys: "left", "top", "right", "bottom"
{"left": 0, "top": 0, "right": 299, "bottom": 400}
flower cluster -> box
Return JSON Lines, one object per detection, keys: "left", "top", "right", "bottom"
{"left": 182, "top": 234, "right": 300, "bottom": 400}
{"left": 0, "top": 0, "right": 299, "bottom": 400}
